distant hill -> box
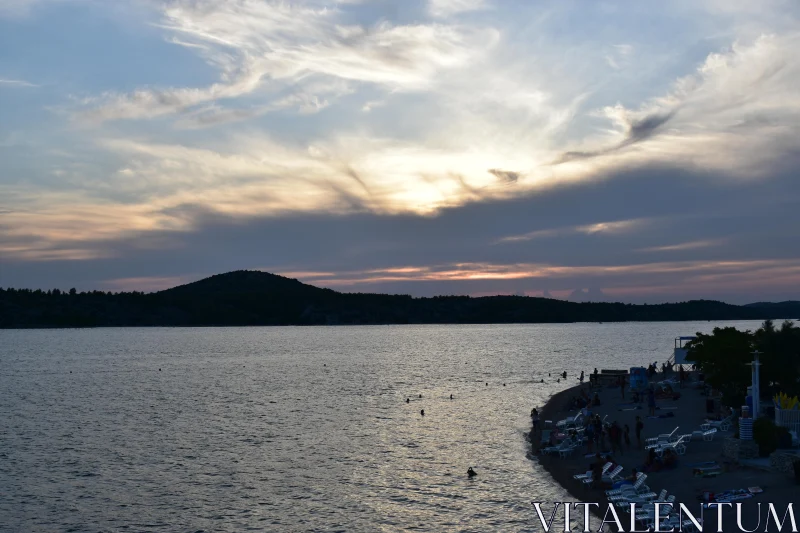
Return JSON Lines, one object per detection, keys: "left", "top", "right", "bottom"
{"left": 1, "top": 270, "right": 799, "bottom": 328}
{"left": 743, "top": 301, "right": 800, "bottom": 317}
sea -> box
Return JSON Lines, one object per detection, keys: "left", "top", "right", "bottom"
{"left": 0, "top": 320, "right": 768, "bottom": 532}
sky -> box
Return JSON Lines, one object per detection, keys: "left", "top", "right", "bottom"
{"left": 1, "top": 0, "right": 799, "bottom": 304}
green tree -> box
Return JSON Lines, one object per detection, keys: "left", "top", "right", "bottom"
{"left": 686, "top": 326, "right": 754, "bottom": 407}
{"left": 755, "top": 320, "right": 800, "bottom": 397}
{"left": 687, "top": 321, "right": 800, "bottom": 407}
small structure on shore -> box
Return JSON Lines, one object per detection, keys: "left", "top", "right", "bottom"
{"left": 672, "top": 336, "right": 696, "bottom": 365}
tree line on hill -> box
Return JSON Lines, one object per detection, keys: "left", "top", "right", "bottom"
{"left": 2, "top": 270, "right": 799, "bottom": 328}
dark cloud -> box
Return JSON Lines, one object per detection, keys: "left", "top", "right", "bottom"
{"left": 626, "top": 111, "right": 676, "bottom": 143}
{"left": 488, "top": 168, "right": 521, "bottom": 183}
{"left": 2, "top": 153, "right": 800, "bottom": 304}
{"left": 555, "top": 110, "right": 677, "bottom": 163}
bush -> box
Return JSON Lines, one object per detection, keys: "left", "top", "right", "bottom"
{"left": 776, "top": 426, "right": 792, "bottom": 449}
{"left": 753, "top": 418, "right": 779, "bottom": 457}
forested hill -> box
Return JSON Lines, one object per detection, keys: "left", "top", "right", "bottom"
{"left": 1, "top": 270, "right": 799, "bottom": 328}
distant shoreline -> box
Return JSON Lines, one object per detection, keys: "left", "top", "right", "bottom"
{"left": 1, "top": 317, "right": 792, "bottom": 331}
{"left": 2, "top": 270, "right": 798, "bottom": 328}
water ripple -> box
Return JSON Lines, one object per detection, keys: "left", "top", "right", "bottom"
{"left": 0, "top": 321, "right": 762, "bottom": 532}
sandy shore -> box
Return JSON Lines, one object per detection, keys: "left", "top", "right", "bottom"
{"left": 530, "top": 373, "right": 798, "bottom": 531}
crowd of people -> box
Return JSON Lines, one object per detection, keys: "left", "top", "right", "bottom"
{"left": 568, "top": 388, "right": 601, "bottom": 411}
{"left": 533, "top": 365, "right": 687, "bottom": 490}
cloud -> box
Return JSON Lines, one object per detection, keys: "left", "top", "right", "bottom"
{"left": 568, "top": 287, "right": 609, "bottom": 302}
{"left": 556, "top": 33, "right": 800, "bottom": 172}
{"left": 0, "top": 78, "right": 39, "bottom": 88}
{"left": 4, "top": 158, "right": 800, "bottom": 303}
{"left": 4, "top": 0, "right": 800, "bottom": 304}
{"left": 638, "top": 240, "right": 725, "bottom": 253}
{"left": 487, "top": 168, "right": 521, "bottom": 183}
{"left": 604, "top": 44, "right": 634, "bottom": 70}
{"left": 73, "top": 0, "right": 497, "bottom": 124}
{"left": 428, "top": 0, "right": 487, "bottom": 18}
{"left": 496, "top": 217, "right": 650, "bottom": 243}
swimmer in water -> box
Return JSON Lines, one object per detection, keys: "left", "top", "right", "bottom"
{"left": 420, "top": 409, "right": 425, "bottom": 416}
{"left": 406, "top": 398, "right": 410, "bottom": 403}
{"left": 467, "top": 467, "right": 477, "bottom": 478}
{"left": 450, "top": 394, "right": 453, "bottom": 399}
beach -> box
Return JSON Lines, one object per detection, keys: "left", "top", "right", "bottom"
{"left": 531, "top": 372, "right": 798, "bottom": 531}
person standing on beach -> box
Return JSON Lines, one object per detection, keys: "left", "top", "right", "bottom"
{"left": 579, "top": 370, "right": 584, "bottom": 384}
{"left": 647, "top": 387, "right": 656, "bottom": 416}
{"left": 608, "top": 421, "right": 622, "bottom": 455}
{"left": 585, "top": 422, "right": 594, "bottom": 453}
{"left": 635, "top": 416, "right": 644, "bottom": 448}
{"left": 531, "top": 408, "right": 540, "bottom": 433}
{"left": 593, "top": 416, "right": 603, "bottom": 450}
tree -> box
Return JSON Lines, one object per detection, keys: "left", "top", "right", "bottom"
{"left": 69, "top": 288, "right": 77, "bottom": 296}
{"left": 687, "top": 321, "right": 800, "bottom": 407}
{"left": 686, "top": 326, "right": 755, "bottom": 407}
{"left": 755, "top": 320, "right": 800, "bottom": 397}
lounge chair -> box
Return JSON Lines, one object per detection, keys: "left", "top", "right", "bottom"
{"left": 701, "top": 411, "right": 736, "bottom": 432}
{"left": 558, "top": 441, "right": 580, "bottom": 458}
{"left": 645, "top": 426, "right": 679, "bottom": 446}
{"left": 542, "top": 438, "right": 574, "bottom": 456}
{"left": 605, "top": 472, "right": 646, "bottom": 497}
{"left": 556, "top": 413, "right": 584, "bottom": 429}
{"left": 612, "top": 488, "right": 666, "bottom": 507}
{"left": 574, "top": 462, "right": 611, "bottom": 482}
{"left": 701, "top": 428, "right": 717, "bottom": 441}
{"left": 691, "top": 427, "right": 717, "bottom": 441}
{"left": 655, "top": 434, "right": 691, "bottom": 456}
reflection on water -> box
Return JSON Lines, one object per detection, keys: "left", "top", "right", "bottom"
{"left": 0, "top": 321, "right": 763, "bottom": 532}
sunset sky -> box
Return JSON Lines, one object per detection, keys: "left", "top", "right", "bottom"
{"left": 1, "top": 0, "right": 799, "bottom": 303}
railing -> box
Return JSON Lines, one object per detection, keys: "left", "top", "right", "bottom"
{"left": 775, "top": 407, "right": 800, "bottom": 434}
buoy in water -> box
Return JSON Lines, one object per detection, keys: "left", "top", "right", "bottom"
{"left": 467, "top": 467, "right": 477, "bottom": 478}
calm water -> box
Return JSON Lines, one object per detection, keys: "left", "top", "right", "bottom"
{"left": 0, "top": 320, "right": 766, "bottom": 532}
